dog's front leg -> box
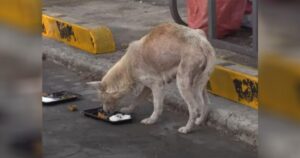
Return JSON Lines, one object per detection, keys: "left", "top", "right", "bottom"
{"left": 120, "top": 87, "right": 151, "bottom": 113}
{"left": 141, "top": 85, "right": 164, "bottom": 125}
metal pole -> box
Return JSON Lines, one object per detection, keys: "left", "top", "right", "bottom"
{"left": 208, "top": 0, "right": 216, "bottom": 40}
{"left": 252, "top": 0, "right": 258, "bottom": 58}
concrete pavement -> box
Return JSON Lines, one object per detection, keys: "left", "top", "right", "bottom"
{"left": 43, "top": 61, "right": 256, "bottom": 158}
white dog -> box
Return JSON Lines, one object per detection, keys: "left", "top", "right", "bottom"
{"left": 88, "top": 23, "right": 216, "bottom": 133}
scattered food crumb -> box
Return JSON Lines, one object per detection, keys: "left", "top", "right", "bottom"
{"left": 68, "top": 105, "right": 78, "bottom": 112}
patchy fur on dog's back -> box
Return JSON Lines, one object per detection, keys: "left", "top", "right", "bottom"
{"left": 98, "top": 22, "right": 216, "bottom": 134}
{"left": 140, "top": 23, "right": 215, "bottom": 83}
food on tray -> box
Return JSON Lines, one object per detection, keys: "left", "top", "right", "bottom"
{"left": 97, "top": 112, "right": 108, "bottom": 120}
{"left": 109, "top": 113, "right": 131, "bottom": 122}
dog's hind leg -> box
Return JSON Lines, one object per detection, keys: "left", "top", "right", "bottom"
{"left": 120, "top": 87, "right": 151, "bottom": 113}
{"left": 203, "top": 88, "right": 211, "bottom": 104}
{"left": 195, "top": 75, "right": 210, "bottom": 126}
{"left": 176, "top": 62, "right": 200, "bottom": 134}
{"left": 141, "top": 84, "right": 164, "bottom": 125}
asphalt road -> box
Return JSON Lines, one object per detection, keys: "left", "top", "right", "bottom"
{"left": 42, "top": 61, "right": 256, "bottom": 158}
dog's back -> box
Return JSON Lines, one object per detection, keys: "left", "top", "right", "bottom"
{"left": 128, "top": 23, "right": 215, "bottom": 85}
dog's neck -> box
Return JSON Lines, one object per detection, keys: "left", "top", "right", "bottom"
{"left": 101, "top": 53, "right": 134, "bottom": 95}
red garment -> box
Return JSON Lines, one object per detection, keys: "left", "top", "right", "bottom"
{"left": 187, "top": 0, "right": 248, "bottom": 38}
{"left": 245, "top": 0, "right": 253, "bottom": 14}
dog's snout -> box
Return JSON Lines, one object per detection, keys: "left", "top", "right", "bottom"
{"left": 103, "top": 105, "right": 109, "bottom": 112}
{"left": 103, "top": 105, "right": 114, "bottom": 114}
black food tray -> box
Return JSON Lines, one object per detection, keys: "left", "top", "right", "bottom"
{"left": 83, "top": 107, "right": 132, "bottom": 124}
{"left": 42, "top": 91, "right": 80, "bottom": 105}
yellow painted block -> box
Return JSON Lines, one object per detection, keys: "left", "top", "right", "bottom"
{"left": 208, "top": 65, "right": 258, "bottom": 109}
{"left": 42, "top": 14, "right": 116, "bottom": 54}
{"left": 260, "top": 54, "right": 300, "bottom": 121}
{"left": 0, "top": 0, "right": 41, "bottom": 33}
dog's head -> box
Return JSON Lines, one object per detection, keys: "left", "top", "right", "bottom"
{"left": 87, "top": 81, "right": 121, "bottom": 113}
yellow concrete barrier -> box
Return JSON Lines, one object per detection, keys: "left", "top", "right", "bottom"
{"left": 0, "top": 0, "right": 41, "bottom": 33}
{"left": 260, "top": 54, "right": 300, "bottom": 121}
{"left": 42, "top": 14, "right": 116, "bottom": 54}
{"left": 208, "top": 61, "right": 258, "bottom": 109}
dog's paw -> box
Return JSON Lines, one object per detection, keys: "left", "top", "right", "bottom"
{"left": 178, "top": 126, "right": 191, "bottom": 134}
{"left": 120, "top": 107, "right": 134, "bottom": 113}
{"left": 195, "top": 117, "right": 202, "bottom": 125}
{"left": 195, "top": 116, "right": 207, "bottom": 125}
{"left": 141, "top": 117, "right": 156, "bottom": 125}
